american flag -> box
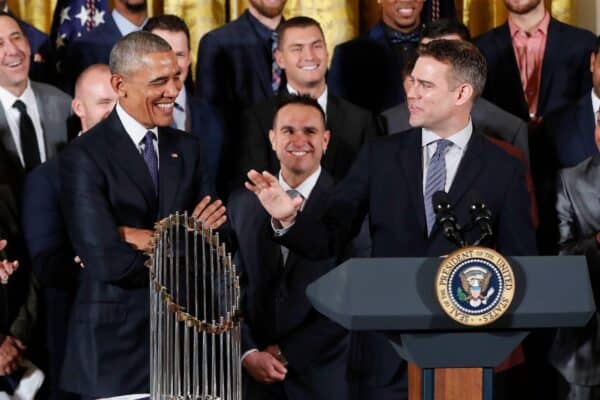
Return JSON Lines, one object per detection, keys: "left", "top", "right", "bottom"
{"left": 50, "top": 0, "right": 109, "bottom": 72}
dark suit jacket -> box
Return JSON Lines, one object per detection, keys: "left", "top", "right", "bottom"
{"left": 547, "top": 93, "right": 597, "bottom": 169}
{"left": 58, "top": 110, "right": 214, "bottom": 397}
{"left": 381, "top": 97, "right": 529, "bottom": 158}
{"left": 277, "top": 129, "right": 537, "bottom": 386}
{"left": 237, "top": 92, "right": 379, "bottom": 186}
{"left": 550, "top": 154, "right": 600, "bottom": 386}
{"left": 475, "top": 18, "right": 596, "bottom": 121}
{"left": 229, "top": 171, "right": 349, "bottom": 400}
{"left": 328, "top": 22, "right": 411, "bottom": 114}
{"left": 63, "top": 13, "right": 122, "bottom": 94}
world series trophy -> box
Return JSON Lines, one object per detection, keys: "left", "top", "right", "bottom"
{"left": 147, "top": 212, "right": 242, "bottom": 400}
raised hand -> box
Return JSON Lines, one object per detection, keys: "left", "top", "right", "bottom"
{"left": 245, "top": 170, "right": 303, "bottom": 228}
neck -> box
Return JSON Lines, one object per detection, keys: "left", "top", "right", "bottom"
{"left": 248, "top": 6, "right": 282, "bottom": 31}
{"left": 5, "top": 81, "right": 27, "bottom": 98}
{"left": 281, "top": 168, "right": 314, "bottom": 189}
{"left": 427, "top": 113, "right": 470, "bottom": 138}
{"left": 114, "top": 4, "right": 147, "bottom": 27}
{"left": 509, "top": 4, "right": 546, "bottom": 32}
{"left": 289, "top": 81, "right": 326, "bottom": 99}
{"left": 382, "top": 17, "right": 420, "bottom": 34}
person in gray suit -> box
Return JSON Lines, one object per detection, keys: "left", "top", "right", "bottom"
{"left": 380, "top": 19, "right": 529, "bottom": 159}
{"left": 550, "top": 111, "right": 600, "bottom": 400}
{"left": 0, "top": 12, "right": 71, "bottom": 188}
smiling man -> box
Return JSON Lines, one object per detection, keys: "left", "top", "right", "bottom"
{"left": 237, "top": 16, "right": 378, "bottom": 186}
{"left": 229, "top": 94, "right": 354, "bottom": 400}
{"left": 59, "top": 31, "right": 226, "bottom": 399}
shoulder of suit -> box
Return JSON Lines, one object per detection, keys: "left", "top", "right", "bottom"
{"left": 560, "top": 155, "right": 596, "bottom": 182}
{"left": 30, "top": 81, "right": 72, "bottom": 102}
{"left": 331, "top": 95, "right": 370, "bottom": 116}
{"left": 473, "top": 22, "right": 508, "bottom": 46}
{"left": 550, "top": 17, "right": 596, "bottom": 40}
{"left": 479, "top": 133, "right": 524, "bottom": 166}
{"left": 200, "top": 12, "right": 251, "bottom": 45}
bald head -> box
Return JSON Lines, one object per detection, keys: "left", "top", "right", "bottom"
{"left": 72, "top": 64, "right": 118, "bottom": 132}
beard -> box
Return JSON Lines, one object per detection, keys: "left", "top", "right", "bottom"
{"left": 249, "top": 0, "right": 286, "bottom": 18}
{"left": 504, "top": 0, "right": 543, "bottom": 14}
{"left": 121, "top": 0, "right": 147, "bottom": 13}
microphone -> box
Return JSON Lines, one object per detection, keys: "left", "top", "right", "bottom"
{"left": 432, "top": 191, "right": 465, "bottom": 248}
{"left": 468, "top": 191, "right": 493, "bottom": 246}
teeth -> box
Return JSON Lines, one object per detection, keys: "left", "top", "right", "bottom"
{"left": 291, "top": 151, "right": 307, "bottom": 156}
{"left": 301, "top": 65, "right": 318, "bottom": 71}
{"left": 397, "top": 7, "right": 414, "bottom": 16}
{"left": 7, "top": 61, "right": 21, "bottom": 67}
{"left": 156, "top": 103, "right": 173, "bottom": 110}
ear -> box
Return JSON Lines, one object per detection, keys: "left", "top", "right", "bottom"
{"left": 71, "top": 98, "right": 84, "bottom": 119}
{"left": 322, "top": 129, "right": 331, "bottom": 152}
{"left": 269, "top": 129, "right": 276, "bottom": 151}
{"left": 591, "top": 53, "right": 596, "bottom": 74}
{"left": 111, "top": 74, "right": 126, "bottom": 97}
{"left": 275, "top": 48, "right": 285, "bottom": 70}
{"left": 455, "top": 83, "right": 474, "bottom": 106}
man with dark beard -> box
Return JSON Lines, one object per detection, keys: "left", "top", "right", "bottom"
{"left": 195, "top": 0, "right": 286, "bottom": 197}
{"left": 62, "top": 0, "right": 148, "bottom": 94}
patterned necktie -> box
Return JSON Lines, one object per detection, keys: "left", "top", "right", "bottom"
{"left": 13, "top": 100, "right": 41, "bottom": 171}
{"left": 424, "top": 139, "right": 452, "bottom": 234}
{"left": 141, "top": 131, "right": 158, "bottom": 193}
{"left": 271, "top": 31, "right": 282, "bottom": 94}
{"left": 388, "top": 29, "right": 421, "bottom": 45}
{"left": 281, "top": 189, "right": 303, "bottom": 265}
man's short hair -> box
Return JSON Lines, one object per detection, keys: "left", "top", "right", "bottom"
{"left": 74, "top": 64, "right": 111, "bottom": 98}
{"left": 594, "top": 35, "right": 600, "bottom": 55}
{"left": 422, "top": 19, "right": 472, "bottom": 42}
{"left": 276, "top": 16, "right": 325, "bottom": 50}
{"left": 272, "top": 93, "right": 326, "bottom": 129}
{"left": 418, "top": 39, "right": 487, "bottom": 98}
{"left": 109, "top": 31, "right": 172, "bottom": 76}
{"left": 143, "top": 15, "right": 191, "bottom": 49}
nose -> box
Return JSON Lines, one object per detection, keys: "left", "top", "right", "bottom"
{"left": 289, "top": 131, "right": 308, "bottom": 146}
{"left": 301, "top": 46, "right": 314, "bottom": 61}
{"left": 4, "top": 38, "right": 20, "bottom": 55}
{"left": 406, "top": 79, "right": 419, "bottom": 99}
{"left": 164, "top": 77, "right": 181, "bottom": 99}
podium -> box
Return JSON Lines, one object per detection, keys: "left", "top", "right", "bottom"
{"left": 306, "top": 256, "right": 595, "bottom": 400}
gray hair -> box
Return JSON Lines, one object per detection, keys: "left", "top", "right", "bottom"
{"left": 109, "top": 31, "right": 172, "bottom": 76}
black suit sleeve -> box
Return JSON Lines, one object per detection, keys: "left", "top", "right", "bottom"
{"left": 237, "top": 105, "right": 273, "bottom": 185}
{"left": 60, "top": 146, "right": 146, "bottom": 283}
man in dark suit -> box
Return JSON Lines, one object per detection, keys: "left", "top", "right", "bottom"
{"left": 550, "top": 112, "right": 600, "bottom": 400}
{"left": 247, "top": 40, "right": 537, "bottom": 400}
{"left": 145, "top": 15, "right": 224, "bottom": 184}
{"left": 237, "top": 16, "right": 378, "bottom": 186}
{"left": 63, "top": 0, "right": 148, "bottom": 94}
{"left": 328, "top": 0, "right": 424, "bottom": 114}
{"left": 59, "top": 32, "right": 226, "bottom": 398}
{"left": 196, "top": 0, "right": 286, "bottom": 195}
{"left": 230, "top": 94, "right": 350, "bottom": 400}
{"left": 381, "top": 19, "right": 529, "bottom": 158}
{"left": 475, "top": 0, "right": 596, "bottom": 124}
{"left": 546, "top": 36, "right": 600, "bottom": 169}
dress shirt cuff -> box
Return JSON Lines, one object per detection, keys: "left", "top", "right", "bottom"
{"left": 241, "top": 348, "right": 259, "bottom": 362}
{"left": 271, "top": 218, "right": 294, "bottom": 236}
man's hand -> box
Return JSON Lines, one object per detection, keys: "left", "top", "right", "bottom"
{"left": 245, "top": 170, "right": 303, "bottom": 228}
{"left": 118, "top": 227, "right": 154, "bottom": 252}
{"left": 242, "top": 351, "right": 287, "bottom": 384}
{"left": 192, "top": 196, "right": 227, "bottom": 230}
{"left": 0, "top": 336, "right": 26, "bottom": 376}
{"left": 0, "top": 240, "right": 18, "bottom": 284}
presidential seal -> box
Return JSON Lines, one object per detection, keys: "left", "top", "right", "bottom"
{"left": 435, "top": 246, "right": 515, "bottom": 326}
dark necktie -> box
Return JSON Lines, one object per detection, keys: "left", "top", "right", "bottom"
{"left": 12, "top": 100, "right": 41, "bottom": 171}
{"left": 388, "top": 30, "right": 421, "bottom": 45}
{"left": 424, "top": 139, "right": 452, "bottom": 234}
{"left": 271, "top": 31, "right": 282, "bottom": 94}
{"left": 141, "top": 131, "right": 158, "bottom": 193}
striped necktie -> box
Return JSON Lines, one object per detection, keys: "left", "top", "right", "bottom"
{"left": 424, "top": 139, "right": 452, "bottom": 234}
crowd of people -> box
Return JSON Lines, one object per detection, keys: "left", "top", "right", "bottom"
{"left": 0, "top": 0, "right": 599, "bottom": 399}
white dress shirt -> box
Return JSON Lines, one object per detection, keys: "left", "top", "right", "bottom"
{"left": 592, "top": 89, "right": 600, "bottom": 121}
{"left": 172, "top": 86, "right": 187, "bottom": 131}
{"left": 0, "top": 81, "right": 47, "bottom": 166}
{"left": 421, "top": 120, "right": 473, "bottom": 194}
{"left": 112, "top": 9, "right": 147, "bottom": 37}
{"left": 115, "top": 103, "right": 159, "bottom": 168}
{"left": 286, "top": 84, "right": 328, "bottom": 118}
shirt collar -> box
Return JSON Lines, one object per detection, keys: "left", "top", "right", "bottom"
{"left": 286, "top": 84, "right": 328, "bottom": 116}
{"left": 175, "top": 86, "right": 187, "bottom": 110}
{"left": 421, "top": 119, "right": 473, "bottom": 151}
{"left": 116, "top": 102, "right": 158, "bottom": 146}
{"left": 508, "top": 10, "right": 550, "bottom": 38}
{"left": 112, "top": 9, "right": 147, "bottom": 37}
{"left": 592, "top": 89, "right": 600, "bottom": 118}
{"left": 245, "top": 10, "right": 276, "bottom": 42}
{"left": 0, "top": 80, "right": 34, "bottom": 113}
{"left": 278, "top": 166, "right": 322, "bottom": 201}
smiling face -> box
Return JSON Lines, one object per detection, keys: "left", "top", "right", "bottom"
{"left": 151, "top": 28, "right": 191, "bottom": 85}
{"left": 381, "top": 0, "right": 424, "bottom": 33}
{"left": 276, "top": 25, "right": 328, "bottom": 92}
{"left": 269, "top": 103, "right": 329, "bottom": 184}
{"left": 112, "top": 50, "right": 182, "bottom": 128}
{"left": 0, "top": 15, "right": 31, "bottom": 96}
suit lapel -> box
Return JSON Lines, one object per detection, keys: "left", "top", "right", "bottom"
{"left": 323, "top": 95, "right": 342, "bottom": 176}
{"left": 397, "top": 130, "right": 427, "bottom": 235}
{"left": 158, "top": 128, "right": 183, "bottom": 217}
{"left": 31, "top": 82, "right": 51, "bottom": 158}
{"left": 537, "top": 18, "right": 559, "bottom": 116}
{"left": 575, "top": 94, "right": 596, "bottom": 158}
{"left": 104, "top": 111, "right": 158, "bottom": 214}
{"left": 494, "top": 24, "right": 529, "bottom": 118}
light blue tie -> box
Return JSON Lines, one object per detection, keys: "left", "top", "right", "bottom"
{"left": 141, "top": 131, "right": 158, "bottom": 193}
{"left": 424, "top": 139, "right": 452, "bottom": 234}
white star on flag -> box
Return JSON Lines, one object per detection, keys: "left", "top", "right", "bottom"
{"left": 75, "top": 5, "right": 90, "bottom": 27}
{"left": 93, "top": 9, "right": 105, "bottom": 27}
{"left": 60, "top": 6, "right": 71, "bottom": 24}
{"left": 56, "top": 33, "right": 67, "bottom": 49}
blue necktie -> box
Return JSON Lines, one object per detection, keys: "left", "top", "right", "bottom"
{"left": 142, "top": 131, "right": 158, "bottom": 193}
{"left": 424, "top": 139, "right": 452, "bottom": 234}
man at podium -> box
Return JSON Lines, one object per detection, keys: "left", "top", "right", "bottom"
{"left": 246, "top": 39, "right": 537, "bottom": 400}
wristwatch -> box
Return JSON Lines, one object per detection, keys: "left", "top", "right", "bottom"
{"left": 275, "top": 346, "right": 288, "bottom": 367}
